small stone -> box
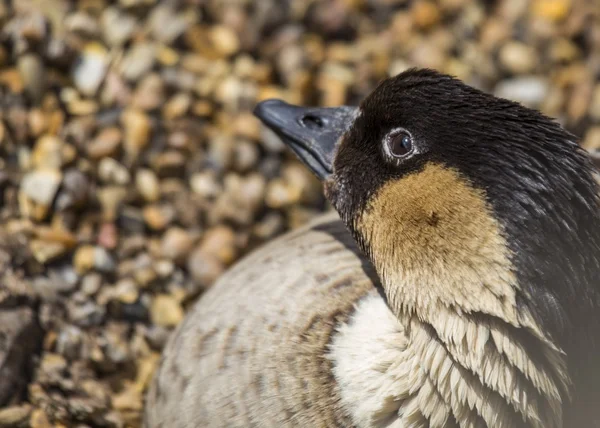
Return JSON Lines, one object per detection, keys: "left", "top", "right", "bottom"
{"left": 73, "top": 245, "right": 96, "bottom": 274}
{"left": 207, "top": 136, "right": 235, "bottom": 170}
{"left": 154, "top": 151, "right": 186, "bottom": 178}
{"left": 98, "top": 222, "right": 118, "bottom": 250}
{"left": 266, "top": 178, "right": 301, "bottom": 208}
{"left": 29, "top": 409, "right": 52, "bottom": 428}
{"left": 101, "top": 7, "right": 137, "bottom": 47}
{"left": 532, "top": 0, "right": 570, "bottom": 22}
{"left": 494, "top": 77, "right": 548, "bottom": 106}
{"left": 134, "top": 267, "right": 158, "bottom": 288}
{"left": 31, "top": 135, "right": 63, "bottom": 169}
{"left": 233, "top": 140, "right": 260, "bottom": 172}
{"left": 588, "top": 85, "right": 600, "bottom": 121}
{"left": 132, "top": 73, "right": 165, "bottom": 111}
{"left": 98, "top": 186, "right": 128, "bottom": 222}
{"left": 162, "top": 93, "right": 192, "bottom": 120}
{"left": 68, "top": 98, "right": 99, "bottom": 116}
{"left": 190, "top": 171, "right": 221, "bottom": 199}
{"left": 187, "top": 250, "right": 224, "bottom": 288}
{"left": 150, "top": 294, "right": 184, "bottom": 327}
{"left": 154, "top": 259, "right": 174, "bottom": 278}
{"left": 148, "top": 5, "right": 190, "bottom": 44}
{"left": 98, "top": 157, "right": 131, "bottom": 185}
{"left": 66, "top": 11, "right": 100, "bottom": 36}
{"left": 114, "top": 279, "right": 139, "bottom": 304}
{"left": 119, "top": 42, "right": 156, "bottom": 81}
{"left": 498, "top": 42, "right": 538, "bottom": 74}
{"left": 143, "top": 205, "right": 174, "bottom": 231}
{"left": 210, "top": 26, "right": 240, "bottom": 57}
{"left": 56, "top": 169, "right": 89, "bottom": 211}
{"left": 67, "top": 301, "right": 105, "bottom": 327}
{"left": 167, "top": 131, "right": 192, "bottom": 150}
{"left": 81, "top": 273, "right": 103, "bottom": 296}
{"left": 55, "top": 325, "right": 83, "bottom": 360}
{"left": 136, "top": 169, "right": 160, "bottom": 202}
{"left": 122, "top": 109, "right": 152, "bottom": 159}
{"left": 0, "top": 404, "right": 32, "bottom": 426}
{"left": 30, "top": 239, "right": 69, "bottom": 264}
{"left": 73, "top": 245, "right": 115, "bottom": 274}
{"left": 412, "top": 0, "right": 441, "bottom": 29}
{"left": 161, "top": 227, "right": 194, "bottom": 264}
{"left": 17, "top": 53, "right": 45, "bottom": 103}
{"left": 253, "top": 212, "right": 284, "bottom": 240}
{"left": 73, "top": 42, "right": 108, "bottom": 97}
{"left": 156, "top": 45, "right": 180, "bottom": 66}
{"left": 198, "top": 226, "right": 237, "bottom": 265}
{"left": 583, "top": 127, "right": 600, "bottom": 152}
{"left": 88, "top": 127, "right": 122, "bottom": 160}
{"left": 20, "top": 169, "right": 62, "bottom": 220}
{"left": 143, "top": 325, "right": 171, "bottom": 350}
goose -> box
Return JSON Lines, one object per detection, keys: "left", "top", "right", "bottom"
{"left": 145, "top": 68, "right": 600, "bottom": 428}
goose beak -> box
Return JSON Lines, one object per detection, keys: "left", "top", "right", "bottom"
{"left": 254, "top": 99, "right": 357, "bottom": 180}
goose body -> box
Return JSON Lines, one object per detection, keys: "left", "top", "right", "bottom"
{"left": 146, "top": 69, "right": 600, "bottom": 427}
{"left": 145, "top": 213, "right": 379, "bottom": 427}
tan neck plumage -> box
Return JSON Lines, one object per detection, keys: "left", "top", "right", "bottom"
{"left": 350, "top": 163, "right": 570, "bottom": 427}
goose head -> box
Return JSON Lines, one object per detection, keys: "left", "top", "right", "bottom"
{"left": 255, "top": 68, "right": 600, "bottom": 425}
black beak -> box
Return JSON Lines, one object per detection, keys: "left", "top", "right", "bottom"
{"left": 253, "top": 99, "right": 357, "bottom": 180}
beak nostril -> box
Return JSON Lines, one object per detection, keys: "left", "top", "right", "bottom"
{"left": 300, "top": 114, "right": 324, "bottom": 129}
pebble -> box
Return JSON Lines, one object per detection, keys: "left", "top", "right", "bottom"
{"left": 114, "top": 278, "right": 139, "bottom": 304}
{"left": 101, "top": 7, "right": 137, "bottom": 47}
{"left": 98, "top": 157, "right": 131, "bottom": 185}
{"left": 17, "top": 53, "right": 45, "bottom": 103}
{"left": 132, "top": 73, "right": 165, "bottom": 111}
{"left": 411, "top": 0, "right": 442, "bottom": 30}
{"left": 0, "top": 404, "right": 32, "bottom": 426}
{"left": 197, "top": 226, "right": 237, "bottom": 265}
{"left": 190, "top": 171, "right": 221, "bottom": 199}
{"left": 87, "top": 127, "right": 122, "bottom": 160}
{"left": 149, "top": 5, "right": 190, "bottom": 44}
{"left": 233, "top": 140, "right": 260, "bottom": 172}
{"left": 494, "top": 77, "right": 549, "bottom": 106}
{"left": 583, "top": 127, "right": 600, "bottom": 152}
{"left": 499, "top": 42, "right": 538, "bottom": 74}
{"left": 73, "top": 245, "right": 115, "bottom": 274}
{"left": 136, "top": 169, "right": 160, "bottom": 202}
{"left": 56, "top": 169, "right": 89, "bottom": 211}
{"left": 143, "top": 204, "right": 174, "bottom": 231}
{"left": 55, "top": 325, "right": 83, "bottom": 360}
{"left": 532, "top": 0, "right": 571, "bottom": 22}
{"left": 73, "top": 43, "right": 108, "bottom": 97}
{"left": 31, "top": 135, "right": 64, "bottom": 170}
{"left": 121, "top": 108, "right": 152, "bottom": 159}
{"left": 119, "top": 42, "right": 156, "bottom": 81}
{"left": 20, "top": 169, "right": 62, "bottom": 221}
{"left": 589, "top": 85, "right": 600, "bottom": 121}
{"left": 187, "top": 249, "right": 224, "bottom": 288}
{"left": 150, "top": 294, "right": 184, "bottom": 327}
{"left": 30, "top": 239, "right": 69, "bottom": 264}
{"left": 160, "top": 227, "right": 194, "bottom": 264}
{"left": 29, "top": 409, "right": 52, "bottom": 428}
{"left": 81, "top": 273, "right": 103, "bottom": 296}
{"left": 163, "top": 93, "right": 191, "bottom": 120}
{"left": 210, "top": 26, "right": 241, "bottom": 58}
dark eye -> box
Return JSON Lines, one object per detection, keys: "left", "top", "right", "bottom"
{"left": 387, "top": 131, "right": 413, "bottom": 158}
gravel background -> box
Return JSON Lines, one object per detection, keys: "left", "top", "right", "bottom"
{"left": 0, "top": 0, "right": 599, "bottom": 426}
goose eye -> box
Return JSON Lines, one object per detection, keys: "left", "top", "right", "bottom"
{"left": 387, "top": 131, "right": 413, "bottom": 158}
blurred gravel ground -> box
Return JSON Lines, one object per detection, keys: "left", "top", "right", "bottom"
{"left": 0, "top": 0, "right": 599, "bottom": 426}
